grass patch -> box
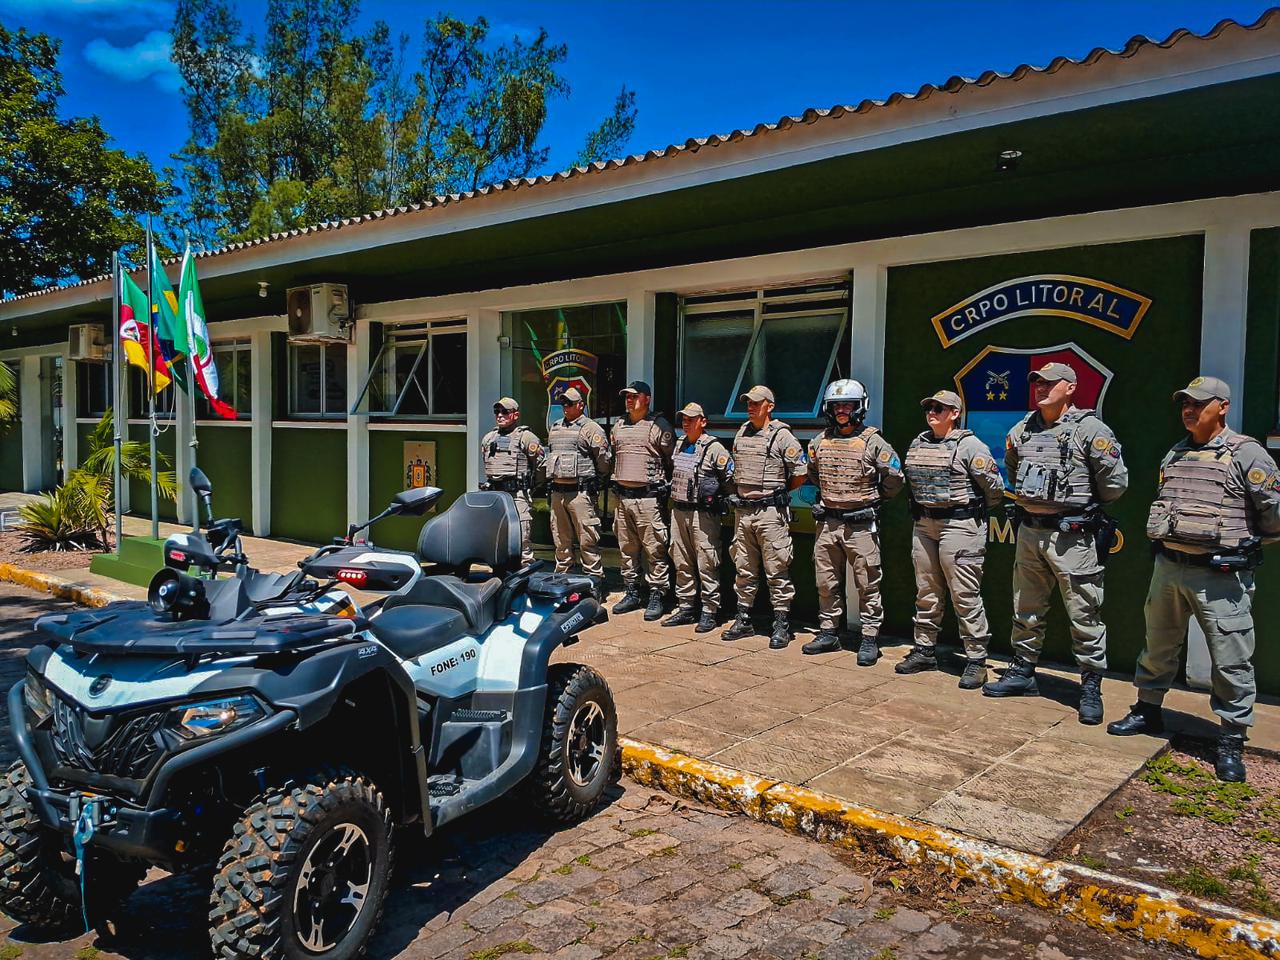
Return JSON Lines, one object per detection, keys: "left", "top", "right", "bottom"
{"left": 1166, "top": 865, "right": 1230, "bottom": 900}
{"left": 1140, "top": 754, "right": 1259, "bottom": 825}
{"left": 870, "top": 949, "right": 898, "bottom": 960}
{"left": 774, "top": 889, "right": 812, "bottom": 906}
{"left": 466, "top": 944, "right": 537, "bottom": 960}
{"left": 1228, "top": 855, "right": 1279, "bottom": 918}
{"left": 872, "top": 906, "right": 896, "bottom": 921}
{"left": 0, "top": 945, "right": 22, "bottom": 960}
{"left": 629, "top": 828, "right": 657, "bottom": 838}
{"left": 1076, "top": 853, "right": 1106, "bottom": 871}
{"left": 652, "top": 845, "right": 679, "bottom": 858}
{"left": 1254, "top": 828, "right": 1280, "bottom": 845}
{"left": 667, "top": 946, "right": 690, "bottom": 959}
{"left": 74, "top": 950, "right": 101, "bottom": 960}
{"left": 553, "top": 864, "right": 573, "bottom": 875}
{"left": 727, "top": 862, "right": 742, "bottom": 870}
{"left": 574, "top": 855, "right": 593, "bottom": 866}
{"left": 946, "top": 902, "right": 970, "bottom": 918}
{"left": 1115, "top": 805, "right": 1135, "bottom": 820}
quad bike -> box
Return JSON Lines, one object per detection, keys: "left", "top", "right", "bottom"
{"left": 0, "top": 469, "right": 617, "bottom": 959}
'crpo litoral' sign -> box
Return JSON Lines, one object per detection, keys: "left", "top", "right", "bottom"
{"left": 931, "top": 274, "right": 1152, "bottom": 348}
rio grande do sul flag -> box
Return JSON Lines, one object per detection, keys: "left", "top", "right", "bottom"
{"left": 119, "top": 272, "right": 171, "bottom": 392}
{"left": 177, "top": 246, "right": 236, "bottom": 420}
{"left": 148, "top": 240, "right": 188, "bottom": 391}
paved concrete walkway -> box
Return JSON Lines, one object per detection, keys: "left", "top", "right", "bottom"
{"left": 557, "top": 607, "right": 1280, "bottom": 856}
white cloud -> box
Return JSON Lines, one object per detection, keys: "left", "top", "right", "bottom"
{"left": 84, "top": 29, "right": 182, "bottom": 93}
{"left": 0, "top": 0, "right": 172, "bottom": 24}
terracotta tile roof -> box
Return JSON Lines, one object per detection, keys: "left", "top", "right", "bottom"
{"left": 5, "top": 8, "right": 1277, "bottom": 307}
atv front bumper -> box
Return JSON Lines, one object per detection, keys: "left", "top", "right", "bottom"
{"left": 9, "top": 682, "right": 296, "bottom": 862}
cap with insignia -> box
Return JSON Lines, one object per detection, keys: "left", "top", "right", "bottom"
{"left": 1173, "top": 375, "right": 1231, "bottom": 403}
{"left": 920, "top": 390, "right": 962, "bottom": 410}
{"left": 678, "top": 402, "right": 705, "bottom": 419}
{"left": 493, "top": 397, "right": 519, "bottom": 412}
{"left": 740, "top": 385, "right": 775, "bottom": 403}
{"left": 619, "top": 380, "right": 652, "bottom": 396}
{"left": 561, "top": 386, "right": 585, "bottom": 404}
{"left": 1027, "top": 362, "right": 1078, "bottom": 384}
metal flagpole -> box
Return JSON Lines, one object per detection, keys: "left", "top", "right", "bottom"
{"left": 146, "top": 221, "right": 159, "bottom": 540}
{"left": 183, "top": 241, "right": 199, "bottom": 525}
{"left": 111, "top": 251, "right": 124, "bottom": 555}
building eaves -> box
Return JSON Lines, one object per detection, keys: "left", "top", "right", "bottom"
{"left": 4, "top": 7, "right": 1277, "bottom": 307}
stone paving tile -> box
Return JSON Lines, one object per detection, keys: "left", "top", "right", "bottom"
{"left": 630, "top": 717, "right": 745, "bottom": 756}
{"left": 1001, "top": 734, "right": 1147, "bottom": 783}
{"left": 722, "top": 648, "right": 814, "bottom": 678}
{"left": 657, "top": 640, "right": 753, "bottom": 667}
{"left": 851, "top": 734, "right": 992, "bottom": 790}
{"left": 624, "top": 679, "right": 722, "bottom": 715}
{"left": 919, "top": 793, "right": 1074, "bottom": 854}
{"left": 709, "top": 740, "right": 840, "bottom": 784}
{"left": 674, "top": 697, "right": 799, "bottom": 738}
{"left": 746, "top": 716, "right": 893, "bottom": 764}
{"left": 808, "top": 764, "right": 948, "bottom": 817}
{"left": 956, "top": 762, "right": 1115, "bottom": 823}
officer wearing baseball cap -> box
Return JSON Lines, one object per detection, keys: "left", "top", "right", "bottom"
{"left": 663, "top": 402, "right": 734, "bottom": 632}
{"left": 480, "top": 397, "right": 545, "bottom": 566}
{"left": 984, "top": 361, "right": 1128, "bottom": 725}
{"left": 1109, "top": 376, "right": 1280, "bottom": 782}
{"left": 546, "top": 386, "right": 612, "bottom": 596}
{"left": 610, "top": 380, "right": 676, "bottom": 620}
{"left": 897, "top": 390, "right": 1005, "bottom": 687}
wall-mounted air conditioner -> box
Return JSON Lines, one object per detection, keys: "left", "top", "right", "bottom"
{"left": 286, "top": 283, "right": 351, "bottom": 342}
{"left": 68, "top": 323, "right": 107, "bottom": 361}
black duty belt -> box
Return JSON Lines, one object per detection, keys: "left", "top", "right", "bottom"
{"left": 912, "top": 502, "right": 986, "bottom": 521}
{"left": 1016, "top": 509, "right": 1094, "bottom": 532}
{"left": 486, "top": 477, "right": 528, "bottom": 493}
{"left": 613, "top": 483, "right": 664, "bottom": 500}
{"left": 1157, "top": 543, "right": 1262, "bottom": 572}
{"left": 550, "top": 480, "right": 597, "bottom": 493}
{"left": 824, "top": 506, "right": 878, "bottom": 524}
{"left": 670, "top": 501, "right": 706, "bottom": 512}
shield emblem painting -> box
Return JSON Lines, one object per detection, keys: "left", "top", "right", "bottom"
{"left": 954, "top": 343, "right": 1114, "bottom": 489}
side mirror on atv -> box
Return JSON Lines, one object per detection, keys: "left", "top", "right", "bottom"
{"left": 390, "top": 486, "right": 443, "bottom": 516}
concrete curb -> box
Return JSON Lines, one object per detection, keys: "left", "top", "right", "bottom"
{"left": 0, "top": 563, "right": 119, "bottom": 609}
{"left": 621, "top": 737, "right": 1280, "bottom": 960}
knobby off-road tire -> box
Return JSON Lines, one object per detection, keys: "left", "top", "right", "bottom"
{"left": 209, "top": 770, "right": 394, "bottom": 960}
{"left": 0, "top": 760, "right": 144, "bottom": 935}
{"left": 527, "top": 663, "right": 618, "bottom": 822}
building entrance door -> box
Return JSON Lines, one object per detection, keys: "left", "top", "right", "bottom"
{"left": 39, "top": 355, "right": 63, "bottom": 490}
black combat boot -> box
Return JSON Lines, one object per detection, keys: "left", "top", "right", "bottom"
{"left": 982, "top": 656, "right": 1039, "bottom": 697}
{"left": 856, "top": 635, "right": 880, "bottom": 667}
{"left": 895, "top": 646, "right": 938, "bottom": 675}
{"left": 643, "top": 590, "right": 668, "bottom": 622}
{"left": 1107, "top": 701, "right": 1164, "bottom": 737}
{"left": 958, "top": 658, "right": 988, "bottom": 690}
{"left": 769, "top": 613, "right": 792, "bottom": 649}
{"left": 589, "top": 576, "right": 607, "bottom": 601}
{"left": 662, "top": 605, "right": 698, "bottom": 627}
{"left": 802, "top": 630, "right": 842, "bottom": 655}
{"left": 721, "top": 609, "right": 754, "bottom": 642}
{"left": 1216, "top": 726, "right": 1247, "bottom": 783}
{"left": 612, "top": 586, "right": 646, "bottom": 616}
{"left": 695, "top": 609, "right": 718, "bottom": 634}
{"left": 1078, "top": 669, "right": 1104, "bottom": 725}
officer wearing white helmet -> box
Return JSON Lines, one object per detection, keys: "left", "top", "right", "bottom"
{"left": 804, "top": 379, "right": 904, "bottom": 663}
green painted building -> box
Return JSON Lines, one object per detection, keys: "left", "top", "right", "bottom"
{"left": 4, "top": 14, "right": 1280, "bottom": 692}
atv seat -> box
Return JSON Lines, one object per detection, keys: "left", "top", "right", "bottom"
{"left": 382, "top": 575, "right": 503, "bottom": 634}
{"left": 368, "top": 605, "right": 470, "bottom": 661}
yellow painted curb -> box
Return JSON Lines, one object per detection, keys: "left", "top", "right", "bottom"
{"left": 621, "top": 737, "right": 1280, "bottom": 960}
{"left": 0, "top": 563, "right": 119, "bottom": 609}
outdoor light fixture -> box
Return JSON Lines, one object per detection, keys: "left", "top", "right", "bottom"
{"left": 996, "top": 149, "right": 1022, "bottom": 173}
{"left": 258, "top": 281, "right": 270, "bottom": 298}
{"left": 497, "top": 335, "right": 512, "bottom": 349}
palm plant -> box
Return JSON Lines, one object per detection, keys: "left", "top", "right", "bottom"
{"left": 17, "top": 409, "right": 176, "bottom": 552}
{"left": 0, "top": 360, "right": 16, "bottom": 427}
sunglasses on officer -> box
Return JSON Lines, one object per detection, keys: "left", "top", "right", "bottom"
{"left": 924, "top": 403, "right": 952, "bottom": 414}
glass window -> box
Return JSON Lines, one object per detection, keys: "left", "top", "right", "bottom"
{"left": 350, "top": 320, "right": 466, "bottom": 418}
{"left": 680, "top": 282, "right": 850, "bottom": 421}
{"left": 128, "top": 366, "right": 176, "bottom": 420}
{"left": 288, "top": 342, "right": 347, "bottom": 418}
{"left": 197, "top": 340, "right": 251, "bottom": 420}
{"left": 76, "top": 361, "right": 109, "bottom": 418}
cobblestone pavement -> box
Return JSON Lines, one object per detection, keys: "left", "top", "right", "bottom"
{"left": 0, "top": 583, "right": 1182, "bottom": 960}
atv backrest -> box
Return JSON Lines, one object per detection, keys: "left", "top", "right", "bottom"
{"left": 416, "top": 491, "right": 522, "bottom": 572}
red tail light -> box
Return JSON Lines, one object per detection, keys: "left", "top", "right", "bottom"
{"left": 169, "top": 550, "right": 187, "bottom": 562}
{"left": 337, "top": 568, "right": 368, "bottom": 586}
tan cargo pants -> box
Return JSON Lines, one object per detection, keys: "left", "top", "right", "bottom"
{"left": 550, "top": 489, "right": 604, "bottom": 578}
{"left": 1136, "top": 553, "right": 1256, "bottom": 728}
{"left": 815, "top": 518, "right": 881, "bottom": 636}
{"left": 614, "top": 495, "right": 670, "bottom": 593}
{"left": 911, "top": 516, "right": 990, "bottom": 659}
{"left": 731, "top": 504, "right": 794, "bottom": 613}
{"left": 513, "top": 491, "right": 535, "bottom": 567}
{"left": 1011, "top": 525, "right": 1107, "bottom": 671}
{"left": 671, "top": 506, "right": 723, "bottom": 615}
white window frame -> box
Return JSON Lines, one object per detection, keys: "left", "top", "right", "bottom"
{"left": 350, "top": 318, "right": 467, "bottom": 419}
{"left": 202, "top": 339, "right": 252, "bottom": 420}
{"left": 287, "top": 341, "right": 347, "bottom": 420}
{"left": 679, "top": 281, "right": 850, "bottom": 421}
{"left": 75, "top": 359, "right": 110, "bottom": 419}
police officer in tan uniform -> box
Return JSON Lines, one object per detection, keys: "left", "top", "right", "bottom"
{"left": 546, "top": 386, "right": 612, "bottom": 596}
{"left": 611, "top": 381, "right": 676, "bottom": 620}
{"left": 723, "top": 385, "right": 808, "bottom": 649}
{"left": 1109, "top": 376, "right": 1280, "bottom": 783}
{"left": 664, "top": 402, "right": 734, "bottom": 633}
{"left": 804, "top": 379, "right": 904, "bottom": 664}
{"left": 984, "top": 362, "right": 1128, "bottom": 725}
{"left": 480, "top": 397, "right": 545, "bottom": 567}
{"left": 896, "top": 390, "right": 1005, "bottom": 688}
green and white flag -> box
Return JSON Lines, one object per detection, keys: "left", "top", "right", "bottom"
{"left": 178, "top": 246, "right": 235, "bottom": 419}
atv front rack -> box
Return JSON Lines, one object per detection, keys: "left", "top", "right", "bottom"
{"left": 35, "top": 602, "right": 359, "bottom": 661}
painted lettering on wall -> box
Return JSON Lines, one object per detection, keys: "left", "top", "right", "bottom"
{"left": 931, "top": 274, "right": 1151, "bottom": 348}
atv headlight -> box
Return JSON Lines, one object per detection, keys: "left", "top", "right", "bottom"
{"left": 169, "top": 695, "right": 266, "bottom": 740}
{"left": 23, "top": 673, "right": 54, "bottom": 723}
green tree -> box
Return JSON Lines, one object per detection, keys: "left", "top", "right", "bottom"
{"left": 171, "top": 1, "right": 639, "bottom": 244}
{"left": 0, "top": 24, "right": 169, "bottom": 297}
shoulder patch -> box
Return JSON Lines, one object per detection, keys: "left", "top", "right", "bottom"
{"left": 1093, "top": 437, "right": 1110, "bottom": 451}
{"left": 786, "top": 445, "right": 799, "bottom": 458}
{"left": 1248, "top": 467, "right": 1268, "bottom": 485}
{"left": 973, "top": 456, "right": 988, "bottom": 470}
{"left": 717, "top": 454, "right": 729, "bottom": 467}
{"left": 878, "top": 450, "right": 891, "bottom": 463}
{"left": 662, "top": 431, "right": 674, "bottom": 445}
{"left": 527, "top": 440, "right": 541, "bottom": 454}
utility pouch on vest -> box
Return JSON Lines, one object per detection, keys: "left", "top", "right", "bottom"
{"left": 1212, "top": 537, "right": 1263, "bottom": 572}
{"left": 1147, "top": 500, "right": 1225, "bottom": 546}
{"left": 1015, "top": 461, "right": 1055, "bottom": 500}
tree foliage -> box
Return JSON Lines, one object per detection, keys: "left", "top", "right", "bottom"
{"left": 0, "top": 24, "right": 169, "bottom": 297}
{"left": 171, "top": 0, "right": 638, "bottom": 244}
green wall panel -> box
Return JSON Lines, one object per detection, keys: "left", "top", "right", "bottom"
{"left": 196, "top": 426, "right": 253, "bottom": 531}
{"left": 367, "top": 430, "right": 468, "bottom": 551}
{"left": 74, "top": 423, "right": 94, "bottom": 468}
{"left": 0, "top": 422, "right": 20, "bottom": 490}
{"left": 271, "top": 427, "right": 346, "bottom": 543}
{"left": 126, "top": 422, "right": 178, "bottom": 522}
{"left": 884, "top": 236, "right": 1206, "bottom": 678}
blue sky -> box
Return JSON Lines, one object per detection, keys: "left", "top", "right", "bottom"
{"left": 4, "top": 0, "right": 1275, "bottom": 180}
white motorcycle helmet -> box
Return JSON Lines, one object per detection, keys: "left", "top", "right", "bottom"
{"left": 822, "top": 379, "right": 868, "bottom": 427}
